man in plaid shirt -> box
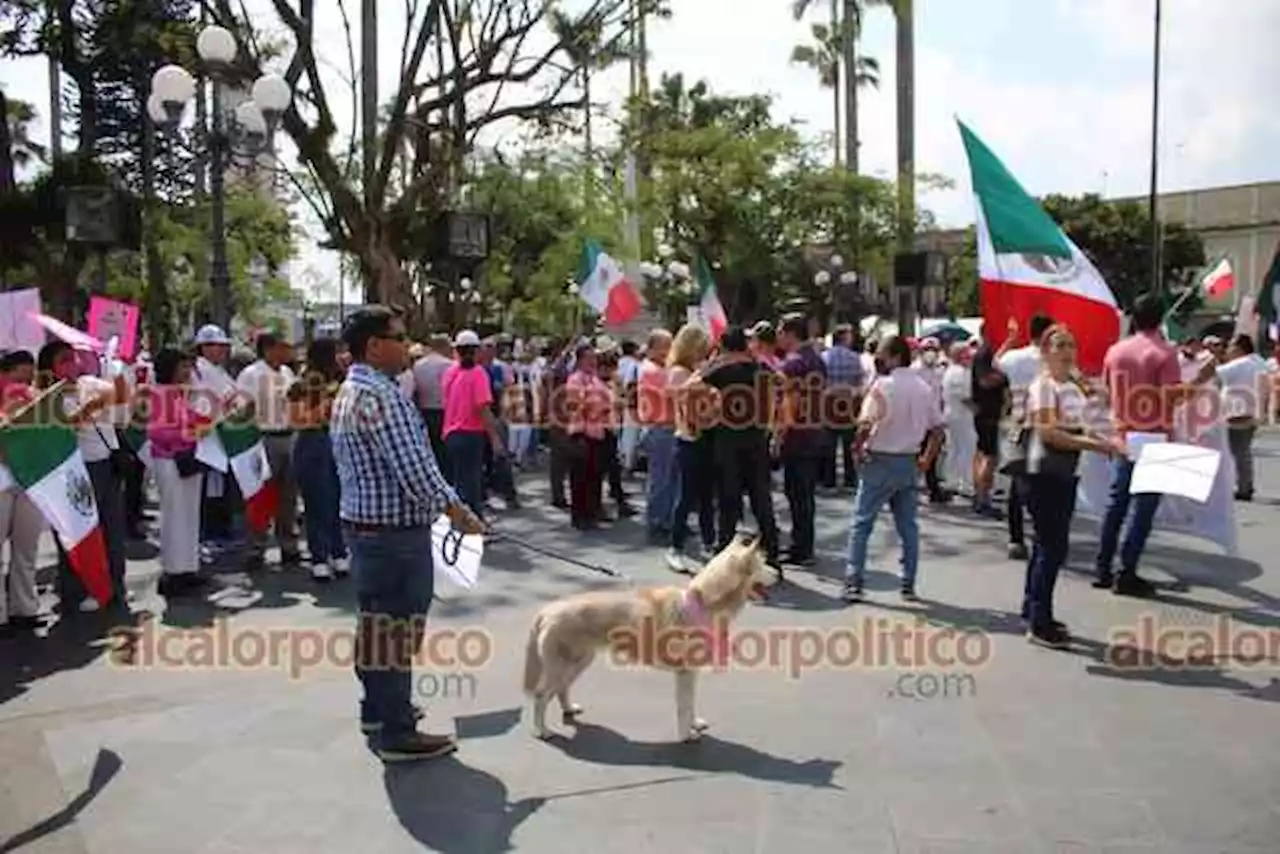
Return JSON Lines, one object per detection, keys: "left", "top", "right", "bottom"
{"left": 821, "top": 324, "right": 865, "bottom": 491}
{"left": 331, "top": 306, "right": 483, "bottom": 762}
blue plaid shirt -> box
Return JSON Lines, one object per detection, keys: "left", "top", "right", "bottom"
{"left": 822, "top": 344, "right": 865, "bottom": 390}
{"left": 331, "top": 363, "right": 459, "bottom": 527}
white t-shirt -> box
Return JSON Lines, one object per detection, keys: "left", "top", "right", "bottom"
{"left": 998, "top": 345, "right": 1043, "bottom": 424}
{"left": 237, "top": 360, "right": 298, "bottom": 432}
{"left": 1216, "top": 354, "right": 1269, "bottom": 420}
{"left": 941, "top": 363, "right": 971, "bottom": 420}
{"left": 1026, "top": 374, "right": 1088, "bottom": 474}
{"left": 65, "top": 376, "right": 120, "bottom": 463}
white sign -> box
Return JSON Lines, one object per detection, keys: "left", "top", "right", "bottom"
{"left": 1130, "top": 442, "right": 1222, "bottom": 503}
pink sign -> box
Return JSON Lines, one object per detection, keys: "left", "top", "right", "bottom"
{"left": 87, "top": 297, "right": 140, "bottom": 359}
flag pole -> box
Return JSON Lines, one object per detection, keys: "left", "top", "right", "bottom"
{"left": 1147, "top": 0, "right": 1164, "bottom": 296}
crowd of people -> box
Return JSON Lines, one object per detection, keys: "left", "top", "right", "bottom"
{"left": 0, "top": 299, "right": 1277, "bottom": 755}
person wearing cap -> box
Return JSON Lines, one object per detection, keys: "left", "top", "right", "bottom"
{"left": 330, "top": 306, "right": 482, "bottom": 762}
{"left": 441, "top": 330, "right": 506, "bottom": 517}
{"left": 412, "top": 333, "right": 454, "bottom": 471}
{"left": 191, "top": 324, "right": 240, "bottom": 552}
{"left": 749, "top": 321, "right": 781, "bottom": 370}
{"left": 237, "top": 332, "right": 303, "bottom": 573}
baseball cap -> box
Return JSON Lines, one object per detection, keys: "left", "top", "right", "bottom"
{"left": 454, "top": 329, "right": 481, "bottom": 347}
{"left": 194, "top": 324, "right": 231, "bottom": 346}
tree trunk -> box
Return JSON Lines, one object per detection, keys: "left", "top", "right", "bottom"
{"left": 895, "top": 0, "right": 915, "bottom": 246}
{"left": 842, "top": 0, "right": 858, "bottom": 174}
{"left": 0, "top": 90, "right": 15, "bottom": 194}
{"left": 830, "top": 0, "right": 841, "bottom": 168}
{"left": 139, "top": 72, "right": 170, "bottom": 348}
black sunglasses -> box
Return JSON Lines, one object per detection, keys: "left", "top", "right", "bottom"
{"left": 376, "top": 332, "right": 408, "bottom": 343}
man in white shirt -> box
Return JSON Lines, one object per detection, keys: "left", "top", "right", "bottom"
{"left": 237, "top": 332, "right": 303, "bottom": 572}
{"left": 191, "top": 324, "right": 240, "bottom": 550}
{"left": 617, "top": 340, "right": 642, "bottom": 472}
{"left": 1216, "top": 333, "right": 1269, "bottom": 501}
{"left": 911, "top": 337, "right": 948, "bottom": 502}
{"left": 413, "top": 333, "right": 454, "bottom": 468}
{"left": 843, "top": 336, "right": 944, "bottom": 604}
{"left": 996, "top": 313, "right": 1054, "bottom": 560}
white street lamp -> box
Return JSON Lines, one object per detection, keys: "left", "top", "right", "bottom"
{"left": 667, "top": 260, "right": 690, "bottom": 280}
{"left": 814, "top": 269, "right": 832, "bottom": 287}
{"left": 196, "top": 25, "right": 237, "bottom": 67}
{"left": 251, "top": 73, "right": 291, "bottom": 127}
{"left": 150, "top": 64, "right": 196, "bottom": 126}
{"left": 830, "top": 254, "right": 844, "bottom": 269}
{"left": 234, "top": 101, "right": 267, "bottom": 146}
{"left": 839, "top": 271, "right": 858, "bottom": 286}
{"left": 637, "top": 261, "right": 664, "bottom": 279}
{"left": 460, "top": 276, "right": 473, "bottom": 290}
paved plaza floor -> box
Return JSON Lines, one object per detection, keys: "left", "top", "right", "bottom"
{"left": 2, "top": 435, "right": 1279, "bottom": 853}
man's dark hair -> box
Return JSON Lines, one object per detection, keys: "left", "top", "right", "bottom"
{"left": 153, "top": 347, "right": 191, "bottom": 385}
{"left": 621, "top": 340, "right": 638, "bottom": 356}
{"left": 1232, "top": 333, "right": 1255, "bottom": 355}
{"left": 879, "top": 335, "right": 911, "bottom": 369}
{"left": 574, "top": 341, "right": 594, "bottom": 360}
{"left": 1028, "top": 313, "right": 1055, "bottom": 342}
{"left": 1131, "top": 293, "right": 1164, "bottom": 332}
{"left": 833, "top": 323, "right": 853, "bottom": 346}
{"left": 721, "top": 325, "right": 749, "bottom": 353}
{"left": 0, "top": 350, "right": 34, "bottom": 373}
{"left": 342, "top": 305, "right": 397, "bottom": 361}
{"left": 780, "top": 314, "right": 807, "bottom": 340}
{"left": 256, "top": 332, "right": 282, "bottom": 359}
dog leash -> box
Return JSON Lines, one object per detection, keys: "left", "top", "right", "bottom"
{"left": 436, "top": 521, "right": 626, "bottom": 580}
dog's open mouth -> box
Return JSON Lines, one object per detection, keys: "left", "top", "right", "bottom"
{"left": 748, "top": 582, "right": 769, "bottom": 602}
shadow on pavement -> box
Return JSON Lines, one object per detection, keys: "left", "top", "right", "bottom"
{"left": 383, "top": 757, "right": 544, "bottom": 853}
{"left": 540, "top": 722, "right": 842, "bottom": 788}
{"left": 0, "top": 606, "right": 140, "bottom": 706}
{"left": 0, "top": 748, "right": 121, "bottom": 853}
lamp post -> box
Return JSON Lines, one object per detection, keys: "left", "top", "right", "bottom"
{"left": 149, "top": 25, "right": 292, "bottom": 330}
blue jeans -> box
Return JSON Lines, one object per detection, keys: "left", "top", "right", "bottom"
{"left": 1095, "top": 456, "right": 1162, "bottom": 579}
{"left": 349, "top": 525, "right": 434, "bottom": 743}
{"left": 445, "top": 431, "right": 487, "bottom": 516}
{"left": 643, "top": 426, "right": 680, "bottom": 534}
{"left": 1023, "top": 474, "right": 1077, "bottom": 632}
{"left": 844, "top": 453, "right": 920, "bottom": 588}
{"left": 293, "top": 430, "right": 346, "bottom": 562}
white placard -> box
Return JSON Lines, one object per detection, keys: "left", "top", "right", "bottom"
{"left": 431, "top": 514, "right": 483, "bottom": 589}
{"left": 1125, "top": 431, "right": 1167, "bottom": 461}
{"left": 1130, "top": 442, "right": 1222, "bottom": 503}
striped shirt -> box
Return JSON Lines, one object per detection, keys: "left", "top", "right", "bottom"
{"left": 331, "top": 362, "right": 459, "bottom": 528}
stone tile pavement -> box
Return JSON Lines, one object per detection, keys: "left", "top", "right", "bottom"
{"left": 2, "top": 436, "right": 1279, "bottom": 852}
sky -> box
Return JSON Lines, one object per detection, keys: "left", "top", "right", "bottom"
{"left": 2, "top": 0, "right": 1277, "bottom": 303}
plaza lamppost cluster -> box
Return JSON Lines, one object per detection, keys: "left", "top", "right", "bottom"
{"left": 149, "top": 24, "right": 292, "bottom": 330}
{"left": 639, "top": 256, "right": 693, "bottom": 327}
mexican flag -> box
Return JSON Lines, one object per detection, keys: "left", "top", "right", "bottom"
{"left": 1198, "top": 257, "right": 1235, "bottom": 298}
{"left": 196, "top": 421, "right": 277, "bottom": 532}
{"left": 958, "top": 120, "right": 1121, "bottom": 374}
{"left": 696, "top": 256, "right": 727, "bottom": 341}
{"left": 578, "top": 239, "right": 642, "bottom": 326}
{"left": 0, "top": 415, "right": 111, "bottom": 604}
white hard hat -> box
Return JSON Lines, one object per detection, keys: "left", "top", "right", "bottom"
{"left": 454, "top": 329, "right": 481, "bottom": 347}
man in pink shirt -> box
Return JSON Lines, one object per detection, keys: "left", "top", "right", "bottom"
{"left": 564, "top": 344, "right": 615, "bottom": 529}
{"left": 843, "top": 336, "right": 943, "bottom": 604}
{"left": 442, "top": 330, "right": 505, "bottom": 516}
{"left": 1095, "top": 294, "right": 1214, "bottom": 596}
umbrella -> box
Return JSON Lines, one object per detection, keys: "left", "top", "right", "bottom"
{"left": 920, "top": 322, "right": 972, "bottom": 348}
{"left": 28, "top": 312, "right": 105, "bottom": 352}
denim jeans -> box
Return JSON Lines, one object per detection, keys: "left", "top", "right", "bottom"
{"left": 844, "top": 453, "right": 920, "bottom": 588}
{"left": 642, "top": 426, "right": 680, "bottom": 535}
{"left": 1095, "top": 456, "right": 1162, "bottom": 579}
{"left": 1023, "top": 473, "right": 1077, "bottom": 632}
{"left": 445, "top": 431, "right": 487, "bottom": 516}
{"left": 293, "top": 430, "right": 346, "bottom": 563}
{"left": 349, "top": 525, "right": 434, "bottom": 743}
{"left": 672, "top": 436, "right": 716, "bottom": 551}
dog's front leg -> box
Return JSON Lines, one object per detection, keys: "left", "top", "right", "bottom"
{"left": 674, "top": 670, "right": 708, "bottom": 742}
{"left": 532, "top": 693, "right": 553, "bottom": 740}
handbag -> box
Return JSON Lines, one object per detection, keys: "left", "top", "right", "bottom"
{"left": 92, "top": 423, "right": 132, "bottom": 479}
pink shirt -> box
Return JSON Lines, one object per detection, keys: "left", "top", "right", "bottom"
{"left": 1102, "top": 331, "right": 1181, "bottom": 436}
{"left": 148, "top": 386, "right": 210, "bottom": 459}
{"left": 859, "top": 368, "right": 943, "bottom": 454}
{"left": 636, "top": 359, "right": 673, "bottom": 427}
{"left": 441, "top": 364, "right": 493, "bottom": 438}
{"left": 564, "top": 371, "right": 614, "bottom": 440}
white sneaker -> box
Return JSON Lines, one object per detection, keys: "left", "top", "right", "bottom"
{"left": 332, "top": 557, "right": 350, "bottom": 576}
{"left": 78, "top": 599, "right": 101, "bottom": 613}
{"left": 310, "top": 562, "right": 334, "bottom": 581}
{"left": 664, "top": 549, "right": 687, "bottom": 573}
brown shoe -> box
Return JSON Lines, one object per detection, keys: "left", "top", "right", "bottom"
{"left": 377, "top": 732, "right": 457, "bottom": 762}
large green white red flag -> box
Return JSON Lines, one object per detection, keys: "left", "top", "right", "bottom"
{"left": 578, "top": 239, "right": 642, "bottom": 326}
{"left": 196, "top": 421, "right": 277, "bottom": 533}
{"left": 958, "top": 120, "right": 1121, "bottom": 374}
{"left": 0, "top": 409, "right": 111, "bottom": 604}
{"left": 695, "top": 256, "right": 727, "bottom": 341}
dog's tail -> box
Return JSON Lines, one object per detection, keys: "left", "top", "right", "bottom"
{"left": 522, "top": 613, "right": 544, "bottom": 695}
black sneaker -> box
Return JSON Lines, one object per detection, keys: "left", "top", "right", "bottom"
{"left": 1027, "top": 626, "right": 1070, "bottom": 650}
{"left": 1091, "top": 573, "right": 1114, "bottom": 589}
{"left": 782, "top": 552, "right": 817, "bottom": 568}
{"left": 377, "top": 732, "right": 457, "bottom": 762}
{"left": 1007, "top": 543, "right": 1029, "bottom": 561}
{"left": 280, "top": 550, "right": 304, "bottom": 567}
{"left": 157, "top": 574, "right": 207, "bottom": 597}
{"left": 841, "top": 583, "right": 863, "bottom": 603}
{"left": 616, "top": 502, "right": 638, "bottom": 518}
{"left": 361, "top": 704, "right": 427, "bottom": 734}
{"left": 900, "top": 586, "right": 919, "bottom": 602}
{"left": 1113, "top": 574, "right": 1156, "bottom": 598}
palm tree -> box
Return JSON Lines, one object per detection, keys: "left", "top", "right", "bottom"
{"left": 553, "top": 10, "right": 632, "bottom": 168}
{"left": 893, "top": 0, "right": 915, "bottom": 245}
{"left": 790, "top": 20, "right": 878, "bottom": 168}
{"left": 791, "top": 0, "right": 885, "bottom": 175}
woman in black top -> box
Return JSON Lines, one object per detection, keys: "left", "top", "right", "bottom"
{"left": 288, "top": 338, "right": 348, "bottom": 581}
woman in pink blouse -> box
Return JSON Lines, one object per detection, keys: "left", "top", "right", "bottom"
{"left": 148, "top": 348, "right": 213, "bottom": 597}
{"left": 564, "top": 343, "right": 615, "bottom": 530}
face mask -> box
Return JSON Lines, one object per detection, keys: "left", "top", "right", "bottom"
{"left": 922, "top": 351, "right": 938, "bottom": 366}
